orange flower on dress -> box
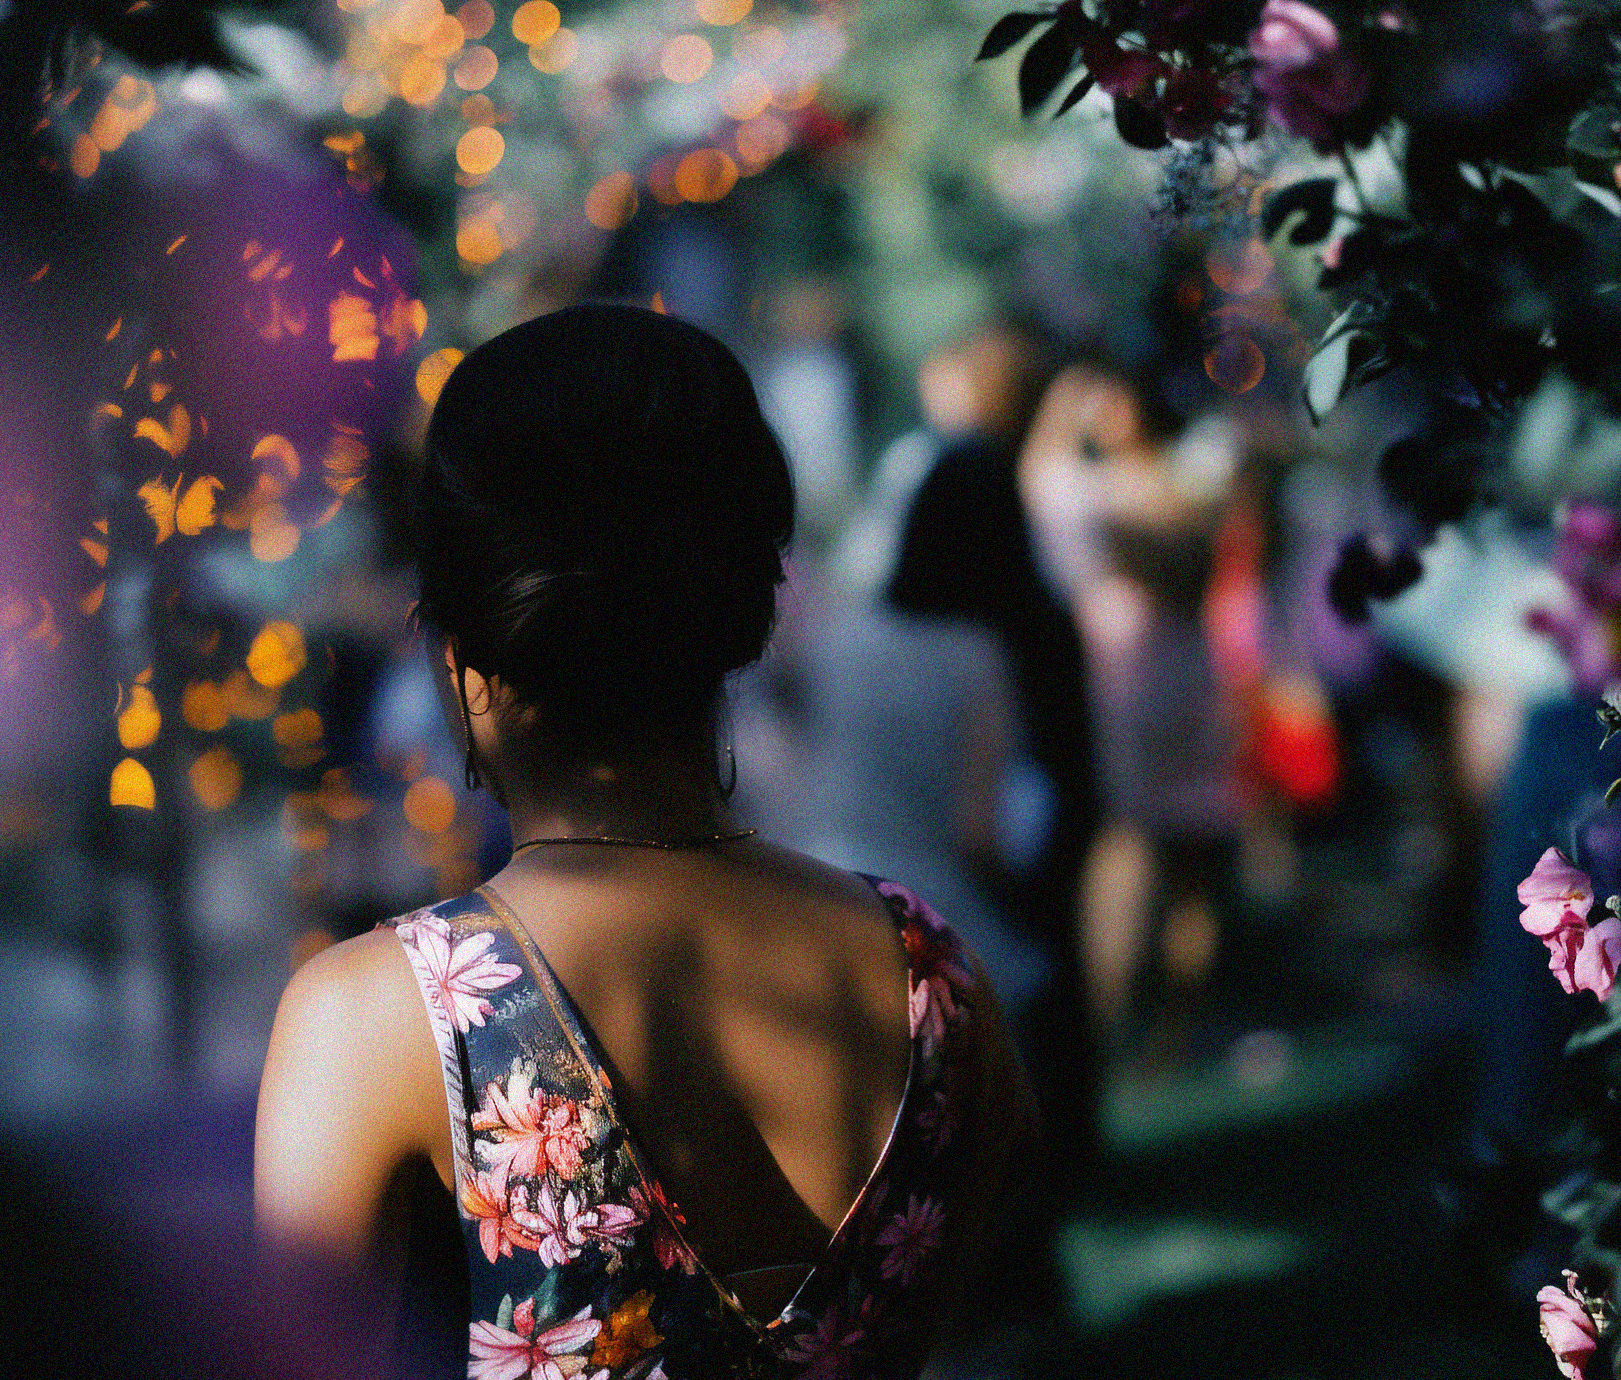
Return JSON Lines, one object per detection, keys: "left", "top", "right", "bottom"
{"left": 590, "top": 1290, "right": 663, "bottom": 1368}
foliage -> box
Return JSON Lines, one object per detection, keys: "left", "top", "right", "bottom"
{"left": 981, "top": 0, "right": 1621, "bottom": 620}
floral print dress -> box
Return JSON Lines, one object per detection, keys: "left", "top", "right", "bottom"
{"left": 384, "top": 877, "right": 980, "bottom": 1380}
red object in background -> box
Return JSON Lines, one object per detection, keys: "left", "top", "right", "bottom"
{"left": 1252, "top": 693, "right": 1340, "bottom": 808}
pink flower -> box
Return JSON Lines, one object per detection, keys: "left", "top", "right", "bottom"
{"left": 581, "top": 1199, "right": 640, "bottom": 1248}
{"left": 874, "top": 1193, "right": 945, "bottom": 1286}
{"left": 628, "top": 1181, "right": 697, "bottom": 1273}
{"left": 1538, "top": 1272, "right": 1599, "bottom": 1380}
{"left": 513, "top": 1180, "right": 598, "bottom": 1268}
{"left": 1577, "top": 918, "right": 1621, "bottom": 1002}
{"left": 783, "top": 1303, "right": 866, "bottom": 1379}
{"left": 1518, "top": 848, "right": 1594, "bottom": 938}
{"left": 398, "top": 914, "right": 522, "bottom": 1033}
{"left": 468, "top": 1305, "right": 601, "bottom": 1380}
{"left": 460, "top": 1168, "right": 542, "bottom": 1263}
{"left": 1248, "top": 0, "right": 1368, "bottom": 149}
{"left": 473, "top": 1074, "right": 591, "bottom": 1182}
{"left": 1547, "top": 923, "right": 1588, "bottom": 996}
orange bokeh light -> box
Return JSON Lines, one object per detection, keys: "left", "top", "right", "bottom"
{"left": 189, "top": 746, "right": 243, "bottom": 811}
{"left": 403, "top": 775, "right": 457, "bottom": 833}
{"left": 417, "top": 348, "right": 466, "bottom": 406}
{"left": 721, "top": 70, "right": 773, "bottom": 121}
{"left": 735, "top": 112, "right": 789, "bottom": 169}
{"left": 1204, "top": 334, "right": 1267, "bottom": 394}
{"left": 674, "top": 148, "right": 738, "bottom": 203}
{"left": 246, "top": 622, "right": 307, "bottom": 689}
{"left": 512, "top": 0, "right": 561, "bottom": 44}
{"left": 697, "top": 0, "right": 753, "bottom": 24}
{"left": 529, "top": 28, "right": 578, "bottom": 73}
{"left": 1207, "top": 238, "right": 1274, "bottom": 296}
{"left": 584, "top": 172, "right": 639, "bottom": 230}
{"left": 458, "top": 0, "right": 496, "bottom": 40}
{"left": 456, "top": 125, "right": 505, "bottom": 175}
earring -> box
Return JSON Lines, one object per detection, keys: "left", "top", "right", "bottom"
{"left": 456, "top": 659, "right": 481, "bottom": 793}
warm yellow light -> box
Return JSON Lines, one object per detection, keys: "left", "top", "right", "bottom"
{"left": 456, "top": 125, "right": 505, "bottom": 175}
{"left": 251, "top": 434, "right": 302, "bottom": 488}
{"left": 110, "top": 758, "right": 156, "bottom": 810}
{"left": 246, "top": 621, "right": 307, "bottom": 689}
{"left": 421, "top": 14, "right": 466, "bottom": 60}
{"left": 529, "top": 28, "right": 577, "bottom": 73}
{"left": 661, "top": 34, "right": 714, "bottom": 84}
{"left": 416, "top": 347, "right": 466, "bottom": 406}
{"left": 456, "top": 215, "right": 504, "bottom": 264}
{"left": 674, "top": 148, "right": 738, "bottom": 203}
{"left": 697, "top": 0, "right": 752, "bottom": 24}
{"left": 181, "top": 679, "right": 230, "bottom": 732}
{"left": 272, "top": 707, "right": 324, "bottom": 749}
{"left": 223, "top": 668, "right": 278, "bottom": 720}
{"left": 454, "top": 45, "right": 498, "bottom": 90}
{"left": 1206, "top": 237, "right": 1274, "bottom": 296}
{"left": 398, "top": 54, "right": 447, "bottom": 106}
{"left": 117, "top": 684, "right": 162, "bottom": 749}
{"left": 133, "top": 403, "right": 192, "bottom": 459}
{"left": 329, "top": 291, "right": 381, "bottom": 362}
{"left": 461, "top": 93, "right": 496, "bottom": 124}
{"left": 404, "top": 775, "right": 457, "bottom": 833}
{"left": 189, "top": 746, "right": 243, "bottom": 811}
{"left": 342, "top": 77, "right": 390, "bottom": 118}
{"left": 584, "top": 172, "right": 638, "bottom": 230}
{"left": 396, "top": 0, "right": 447, "bottom": 44}
{"left": 512, "top": 0, "right": 560, "bottom": 44}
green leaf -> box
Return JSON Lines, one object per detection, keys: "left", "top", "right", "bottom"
{"left": 1018, "top": 20, "right": 1077, "bottom": 115}
{"left": 1260, "top": 178, "right": 1339, "bottom": 245}
{"left": 1606, "top": 776, "right": 1621, "bottom": 807}
{"left": 496, "top": 1294, "right": 514, "bottom": 1332}
{"left": 1304, "top": 328, "right": 1357, "bottom": 425}
{"left": 977, "top": 12, "right": 1049, "bottom": 62}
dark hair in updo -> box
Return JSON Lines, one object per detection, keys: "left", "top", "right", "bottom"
{"left": 414, "top": 304, "right": 794, "bottom": 745}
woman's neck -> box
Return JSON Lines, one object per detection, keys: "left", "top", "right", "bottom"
{"left": 496, "top": 733, "right": 738, "bottom": 849}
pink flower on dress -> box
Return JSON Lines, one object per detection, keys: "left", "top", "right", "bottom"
{"left": 581, "top": 1199, "right": 640, "bottom": 1248}
{"left": 784, "top": 1303, "right": 867, "bottom": 1379}
{"left": 1248, "top": 0, "right": 1368, "bottom": 150}
{"left": 914, "top": 1086, "right": 953, "bottom": 1156}
{"left": 514, "top": 1179, "right": 599, "bottom": 1269}
{"left": 1538, "top": 1271, "right": 1600, "bottom": 1380}
{"left": 460, "top": 1168, "right": 542, "bottom": 1263}
{"left": 397, "top": 914, "right": 522, "bottom": 1033}
{"left": 468, "top": 1304, "right": 601, "bottom": 1380}
{"left": 473, "top": 1073, "right": 591, "bottom": 1181}
{"left": 628, "top": 1182, "right": 696, "bottom": 1273}
{"left": 874, "top": 1193, "right": 944, "bottom": 1286}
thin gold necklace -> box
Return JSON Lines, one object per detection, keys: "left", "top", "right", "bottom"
{"left": 510, "top": 827, "right": 757, "bottom": 853}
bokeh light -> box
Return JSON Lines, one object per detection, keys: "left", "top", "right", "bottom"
{"left": 246, "top": 622, "right": 307, "bottom": 689}
{"left": 674, "top": 148, "right": 738, "bottom": 203}
{"left": 1204, "top": 333, "right": 1267, "bottom": 393}
{"left": 734, "top": 111, "right": 788, "bottom": 168}
{"left": 697, "top": 0, "right": 753, "bottom": 24}
{"left": 403, "top": 775, "right": 457, "bottom": 833}
{"left": 181, "top": 679, "right": 230, "bottom": 732}
{"left": 529, "top": 29, "right": 578, "bottom": 73}
{"left": 117, "top": 685, "right": 162, "bottom": 749}
{"left": 512, "top": 0, "right": 561, "bottom": 44}
{"left": 416, "top": 347, "right": 466, "bottom": 406}
{"left": 457, "top": 0, "right": 496, "bottom": 40}
{"left": 189, "top": 746, "right": 244, "bottom": 811}
{"left": 720, "top": 71, "right": 773, "bottom": 121}
{"left": 661, "top": 35, "right": 714, "bottom": 84}
{"left": 454, "top": 45, "right": 498, "bottom": 90}
{"left": 584, "top": 172, "right": 639, "bottom": 230}
{"left": 456, "top": 125, "right": 505, "bottom": 175}
{"left": 109, "top": 758, "right": 156, "bottom": 810}
{"left": 1207, "top": 238, "right": 1274, "bottom": 295}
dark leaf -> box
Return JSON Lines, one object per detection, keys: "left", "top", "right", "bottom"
{"left": 1260, "top": 178, "right": 1339, "bottom": 245}
{"left": 1054, "top": 72, "right": 1095, "bottom": 116}
{"left": 1113, "top": 94, "right": 1167, "bottom": 149}
{"left": 977, "top": 11, "right": 1049, "bottom": 62}
{"left": 1608, "top": 776, "right": 1621, "bottom": 808}
{"left": 1018, "top": 19, "right": 1078, "bottom": 115}
{"left": 1326, "top": 535, "right": 1423, "bottom": 624}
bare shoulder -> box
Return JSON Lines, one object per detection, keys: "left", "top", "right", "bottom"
{"left": 255, "top": 925, "right": 448, "bottom": 1254}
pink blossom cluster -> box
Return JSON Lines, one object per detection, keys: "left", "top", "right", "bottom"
{"left": 1248, "top": 0, "right": 1370, "bottom": 151}
{"left": 1528, "top": 503, "right": 1621, "bottom": 694}
{"left": 1518, "top": 847, "right": 1621, "bottom": 1001}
